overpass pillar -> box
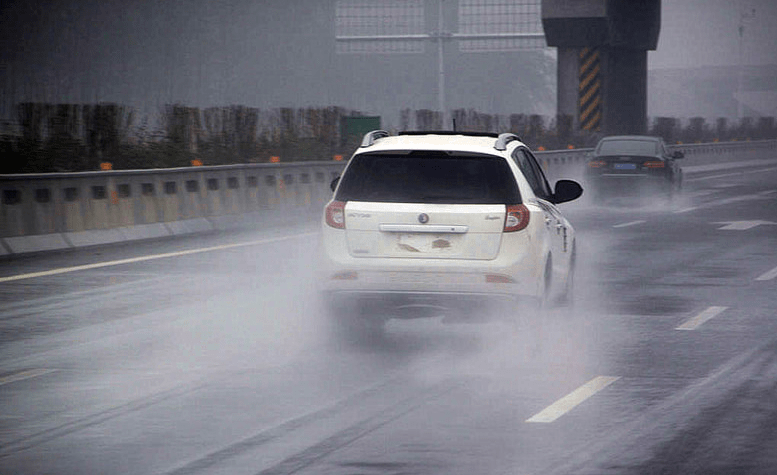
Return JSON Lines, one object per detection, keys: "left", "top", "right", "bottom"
{"left": 556, "top": 47, "right": 580, "bottom": 130}
{"left": 542, "top": 0, "right": 660, "bottom": 135}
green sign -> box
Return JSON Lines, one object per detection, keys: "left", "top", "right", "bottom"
{"left": 341, "top": 116, "right": 381, "bottom": 141}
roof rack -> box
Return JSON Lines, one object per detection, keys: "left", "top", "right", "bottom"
{"left": 360, "top": 130, "right": 390, "bottom": 148}
{"left": 398, "top": 131, "right": 499, "bottom": 138}
{"left": 494, "top": 133, "right": 522, "bottom": 151}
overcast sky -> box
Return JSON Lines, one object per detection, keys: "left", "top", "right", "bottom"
{"left": 650, "top": 0, "right": 777, "bottom": 69}
{"left": 0, "top": 0, "right": 775, "bottom": 119}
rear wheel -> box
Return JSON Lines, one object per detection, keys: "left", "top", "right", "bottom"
{"left": 587, "top": 185, "right": 603, "bottom": 205}
{"left": 537, "top": 256, "right": 552, "bottom": 310}
{"left": 514, "top": 257, "right": 552, "bottom": 357}
{"left": 558, "top": 244, "right": 576, "bottom": 307}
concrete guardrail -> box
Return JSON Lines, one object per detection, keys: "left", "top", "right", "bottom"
{"left": 2, "top": 139, "right": 776, "bottom": 256}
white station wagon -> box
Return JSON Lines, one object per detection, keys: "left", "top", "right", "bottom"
{"left": 319, "top": 131, "right": 582, "bottom": 332}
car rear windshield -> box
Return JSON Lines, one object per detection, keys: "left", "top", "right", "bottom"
{"left": 335, "top": 152, "right": 521, "bottom": 204}
{"left": 597, "top": 140, "right": 658, "bottom": 156}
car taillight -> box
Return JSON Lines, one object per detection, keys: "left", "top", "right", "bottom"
{"left": 504, "top": 204, "right": 530, "bottom": 232}
{"left": 643, "top": 161, "right": 665, "bottom": 168}
{"left": 588, "top": 160, "right": 606, "bottom": 168}
{"left": 325, "top": 200, "right": 346, "bottom": 229}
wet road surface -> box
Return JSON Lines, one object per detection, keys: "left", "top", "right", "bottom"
{"left": 1, "top": 162, "right": 776, "bottom": 474}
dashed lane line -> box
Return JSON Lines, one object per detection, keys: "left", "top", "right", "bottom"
{"left": 0, "top": 369, "right": 57, "bottom": 387}
{"left": 676, "top": 306, "right": 728, "bottom": 331}
{"left": 673, "top": 207, "right": 698, "bottom": 214}
{"left": 673, "top": 190, "right": 775, "bottom": 214}
{"left": 612, "top": 220, "right": 646, "bottom": 228}
{"left": 0, "top": 232, "right": 318, "bottom": 283}
{"left": 755, "top": 265, "right": 777, "bottom": 281}
{"left": 526, "top": 376, "right": 620, "bottom": 423}
{"left": 686, "top": 165, "right": 777, "bottom": 182}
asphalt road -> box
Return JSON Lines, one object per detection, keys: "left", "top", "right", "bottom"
{"left": 1, "top": 161, "right": 776, "bottom": 475}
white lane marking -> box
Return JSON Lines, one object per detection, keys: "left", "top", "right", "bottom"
{"left": 0, "top": 232, "right": 319, "bottom": 283}
{"left": 683, "top": 190, "right": 718, "bottom": 198}
{"left": 673, "top": 191, "right": 773, "bottom": 215}
{"left": 673, "top": 207, "right": 697, "bottom": 214}
{"left": 676, "top": 306, "right": 728, "bottom": 331}
{"left": 526, "top": 376, "right": 620, "bottom": 423}
{"left": 755, "top": 265, "right": 777, "bottom": 281}
{"left": 0, "top": 369, "right": 56, "bottom": 387}
{"left": 715, "top": 220, "right": 777, "bottom": 231}
{"left": 613, "top": 220, "right": 646, "bottom": 228}
{"left": 686, "top": 165, "right": 777, "bottom": 182}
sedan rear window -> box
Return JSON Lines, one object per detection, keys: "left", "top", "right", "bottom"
{"left": 335, "top": 152, "right": 521, "bottom": 204}
{"left": 597, "top": 140, "right": 658, "bottom": 156}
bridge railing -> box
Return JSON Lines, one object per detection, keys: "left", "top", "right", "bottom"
{"left": 1, "top": 139, "right": 775, "bottom": 253}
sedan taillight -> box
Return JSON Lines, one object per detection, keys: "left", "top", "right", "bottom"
{"left": 643, "top": 160, "right": 665, "bottom": 168}
{"left": 504, "top": 204, "right": 530, "bottom": 232}
{"left": 325, "top": 200, "right": 346, "bottom": 229}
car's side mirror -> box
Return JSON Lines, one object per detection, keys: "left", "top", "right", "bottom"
{"left": 672, "top": 151, "right": 684, "bottom": 159}
{"left": 330, "top": 176, "right": 340, "bottom": 192}
{"left": 552, "top": 179, "right": 583, "bottom": 204}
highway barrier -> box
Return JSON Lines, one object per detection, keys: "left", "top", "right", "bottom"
{"left": 537, "top": 139, "right": 777, "bottom": 181}
{"left": 2, "top": 139, "right": 776, "bottom": 256}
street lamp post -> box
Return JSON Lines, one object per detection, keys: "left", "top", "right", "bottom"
{"left": 737, "top": 8, "right": 755, "bottom": 120}
{"left": 336, "top": 0, "right": 544, "bottom": 130}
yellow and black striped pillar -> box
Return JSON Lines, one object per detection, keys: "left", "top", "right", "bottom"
{"left": 578, "top": 47, "right": 601, "bottom": 132}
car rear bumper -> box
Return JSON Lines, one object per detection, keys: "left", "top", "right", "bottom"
{"left": 585, "top": 169, "right": 671, "bottom": 181}
{"left": 317, "top": 213, "right": 552, "bottom": 320}
{"left": 585, "top": 172, "right": 674, "bottom": 193}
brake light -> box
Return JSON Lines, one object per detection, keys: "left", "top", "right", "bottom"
{"left": 588, "top": 160, "right": 606, "bottom": 168}
{"left": 504, "top": 204, "right": 530, "bottom": 232}
{"left": 643, "top": 161, "right": 665, "bottom": 168}
{"left": 325, "top": 200, "right": 346, "bottom": 229}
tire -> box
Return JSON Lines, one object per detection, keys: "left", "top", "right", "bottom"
{"left": 516, "top": 257, "right": 553, "bottom": 357}
{"left": 537, "top": 256, "right": 552, "bottom": 310}
{"left": 558, "top": 244, "right": 576, "bottom": 307}
{"left": 588, "top": 186, "right": 603, "bottom": 205}
{"left": 668, "top": 172, "right": 682, "bottom": 203}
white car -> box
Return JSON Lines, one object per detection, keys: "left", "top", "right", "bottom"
{"left": 318, "top": 131, "right": 582, "bottom": 331}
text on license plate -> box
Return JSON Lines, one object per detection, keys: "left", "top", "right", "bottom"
{"left": 613, "top": 163, "right": 637, "bottom": 170}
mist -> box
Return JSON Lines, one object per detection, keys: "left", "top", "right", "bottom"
{"left": 650, "top": 0, "right": 777, "bottom": 70}
{"left": 3, "top": 0, "right": 775, "bottom": 128}
{"left": 0, "top": 0, "right": 556, "bottom": 127}
{"left": 2, "top": 2, "right": 776, "bottom": 473}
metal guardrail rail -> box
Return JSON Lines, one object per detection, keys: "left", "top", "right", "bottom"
{"left": 1, "top": 139, "right": 775, "bottom": 255}
{"left": 535, "top": 139, "right": 777, "bottom": 163}
{"left": 534, "top": 139, "right": 777, "bottom": 179}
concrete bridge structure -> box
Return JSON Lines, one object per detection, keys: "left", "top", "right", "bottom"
{"left": 543, "top": 0, "right": 661, "bottom": 135}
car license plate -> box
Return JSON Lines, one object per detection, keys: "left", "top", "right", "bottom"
{"left": 397, "top": 233, "right": 455, "bottom": 253}
{"left": 613, "top": 163, "right": 637, "bottom": 170}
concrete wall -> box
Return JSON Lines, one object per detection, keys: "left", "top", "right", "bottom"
{"left": 0, "top": 163, "right": 342, "bottom": 238}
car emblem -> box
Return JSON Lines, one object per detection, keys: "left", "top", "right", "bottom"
{"left": 418, "top": 213, "right": 429, "bottom": 224}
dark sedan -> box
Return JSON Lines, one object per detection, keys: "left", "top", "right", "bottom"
{"left": 585, "top": 135, "right": 683, "bottom": 201}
